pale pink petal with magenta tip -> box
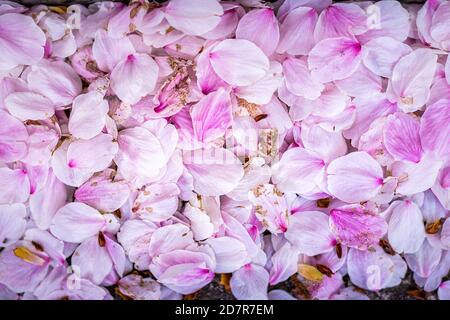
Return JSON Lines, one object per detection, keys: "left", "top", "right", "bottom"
{"left": 362, "top": 37, "right": 412, "bottom": 78}
{"left": 276, "top": 6, "right": 317, "bottom": 56}
{"left": 195, "top": 44, "right": 228, "bottom": 95}
{"left": 388, "top": 49, "right": 437, "bottom": 113}
{"left": 308, "top": 37, "right": 363, "bottom": 83}
{"left": 330, "top": 204, "right": 387, "bottom": 250}
{"left": 314, "top": 3, "right": 367, "bottom": 41}
{"left": 285, "top": 211, "right": 335, "bottom": 256}
{"left": 230, "top": 264, "right": 269, "bottom": 300}
{"left": 206, "top": 237, "right": 249, "bottom": 273}
{"left": 190, "top": 87, "right": 232, "bottom": 143}
{"left": 183, "top": 148, "right": 244, "bottom": 196}
{"left": 388, "top": 200, "right": 425, "bottom": 254}
{"left": 271, "top": 147, "right": 325, "bottom": 195}
{"left": 0, "top": 109, "right": 28, "bottom": 162}
{"left": 27, "top": 60, "right": 82, "bottom": 108}
{"left": 92, "top": 30, "right": 135, "bottom": 72}
{"left": 0, "top": 167, "right": 30, "bottom": 204}
{"left": 327, "top": 151, "right": 384, "bottom": 203}
{"left": 209, "top": 39, "right": 269, "bottom": 86}
{"left": 445, "top": 55, "right": 450, "bottom": 85}
{"left": 236, "top": 8, "right": 279, "bottom": 56}
{"left": 0, "top": 13, "right": 46, "bottom": 70}
{"left": 110, "top": 53, "right": 159, "bottom": 105}
{"left": 416, "top": 0, "right": 444, "bottom": 47}
{"left": 67, "top": 133, "right": 118, "bottom": 173}
{"left": 51, "top": 141, "right": 93, "bottom": 187}
{"left": 420, "top": 98, "right": 450, "bottom": 160}
{"left": 5, "top": 92, "right": 54, "bottom": 121}
{"left": 0, "top": 203, "right": 27, "bottom": 247}
{"left": 68, "top": 92, "right": 109, "bottom": 140}
{"left": 165, "top": 0, "right": 223, "bottom": 36}
{"left": 383, "top": 112, "right": 423, "bottom": 163}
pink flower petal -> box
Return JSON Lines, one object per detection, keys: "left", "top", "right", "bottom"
{"left": 383, "top": 112, "right": 423, "bottom": 163}
{"left": 5, "top": 92, "right": 54, "bottom": 121}
{"left": 27, "top": 60, "right": 82, "bottom": 108}
{"left": 314, "top": 3, "right": 367, "bottom": 41}
{"left": 230, "top": 264, "right": 269, "bottom": 300}
{"left": 283, "top": 57, "right": 323, "bottom": 100}
{"left": 0, "top": 203, "right": 27, "bottom": 247}
{"left": 110, "top": 53, "right": 159, "bottom": 105}
{"left": 67, "top": 133, "right": 118, "bottom": 173}
{"left": 0, "top": 13, "right": 46, "bottom": 69}
{"left": 271, "top": 147, "right": 325, "bottom": 195}
{"left": 285, "top": 211, "right": 335, "bottom": 256}
{"left": 165, "top": 0, "right": 223, "bottom": 36}
{"left": 183, "top": 148, "right": 244, "bottom": 196}
{"left": 68, "top": 92, "right": 109, "bottom": 140}
{"left": 190, "top": 88, "right": 232, "bottom": 143}
{"left": 0, "top": 109, "right": 28, "bottom": 162}
{"left": 388, "top": 49, "right": 437, "bottom": 112}
{"left": 0, "top": 167, "right": 30, "bottom": 204}
{"left": 277, "top": 7, "right": 317, "bottom": 56}
{"left": 420, "top": 98, "right": 450, "bottom": 160}
{"left": 362, "top": 37, "right": 412, "bottom": 78}
{"left": 115, "top": 126, "right": 166, "bottom": 182}
{"left": 388, "top": 200, "right": 425, "bottom": 254}
{"left": 330, "top": 204, "right": 387, "bottom": 250}
{"left": 357, "top": 0, "right": 410, "bottom": 43}
{"left": 327, "top": 151, "right": 384, "bottom": 203}
{"left": 50, "top": 202, "right": 106, "bottom": 243}
{"left": 75, "top": 170, "right": 130, "bottom": 213}
{"left": 235, "top": 8, "right": 279, "bottom": 56}
{"left": 30, "top": 170, "right": 66, "bottom": 230}
{"left": 308, "top": 37, "right": 363, "bottom": 83}
{"left": 209, "top": 39, "right": 269, "bottom": 86}
{"left": 347, "top": 246, "right": 407, "bottom": 291}
{"left": 92, "top": 30, "right": 135, "bottom": 72}
{"left": 206, "top": 237, "right": 249, "bottom": 273}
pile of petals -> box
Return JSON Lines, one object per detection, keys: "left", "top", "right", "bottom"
{"left": 0, "top": 0, "right": 450, "bottom": 300}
